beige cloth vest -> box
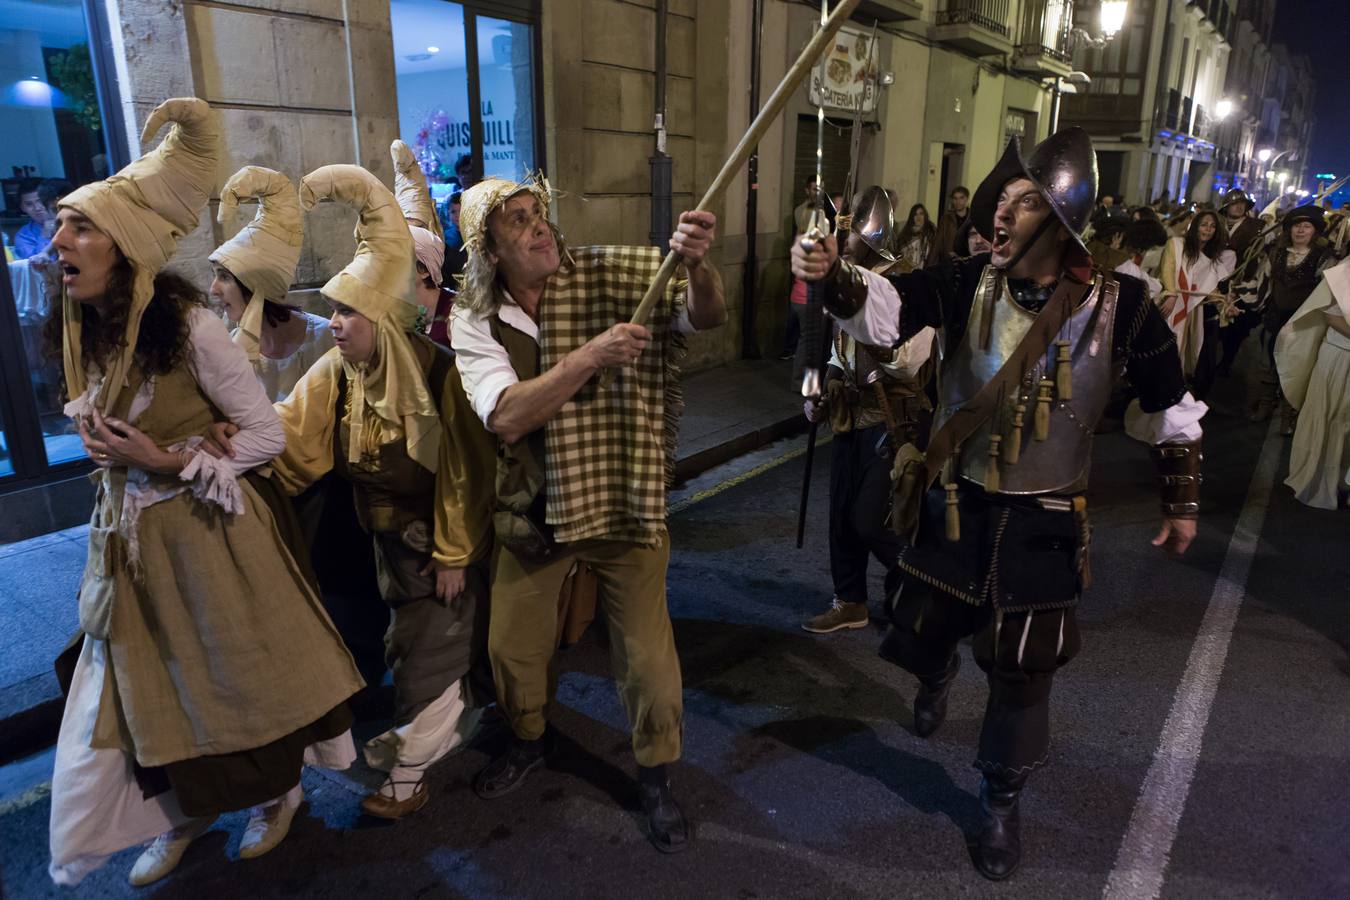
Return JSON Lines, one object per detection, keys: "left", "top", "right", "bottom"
{"left": 80, "top": 359, "right": 363, "bottom": 767}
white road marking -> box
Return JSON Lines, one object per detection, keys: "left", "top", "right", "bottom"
{"left": 1103, "top": 420, "right": 1283, "bottom": 900}
{"left": 0, "top": 780, "right": 51, "bottom": 816}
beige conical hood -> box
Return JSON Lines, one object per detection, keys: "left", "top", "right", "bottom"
{"left": 391, "top": 140, "right": 445, "bottom": 287}
{"left": 391, "top": 139, "right": 442, "bottom": 240}
{"left": 60, "top": 97, "right": 221, "bottom": 415}
{"left": 210, "top": 166, "right": 303, "bottom": 362}
{"left": 300, "top": 164, "right": 418, "bottom": 329}
{"left": 300, "top": 163, "right": 438, "bottom": 473}
{"left": 211, "top": 166, "right": 302, "bottom": 303}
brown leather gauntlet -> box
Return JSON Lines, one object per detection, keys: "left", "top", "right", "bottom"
{"left": 823, "top": 259, "right": 871, "bottom": 320}
{"left": 1150, "top": 440, "right": 1202, "bottom": 519}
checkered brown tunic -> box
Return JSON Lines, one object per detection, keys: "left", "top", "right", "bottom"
{"left": 539, "top": 245, "right": 688, "bottom": 544}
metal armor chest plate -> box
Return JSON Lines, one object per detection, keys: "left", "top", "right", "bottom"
{"left": 936, "top": 266, "right": 1119, "bottom": 495}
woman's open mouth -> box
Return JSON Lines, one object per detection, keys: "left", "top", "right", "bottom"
{"left": 59, "top": 262, "right": 80, "bottom": 286}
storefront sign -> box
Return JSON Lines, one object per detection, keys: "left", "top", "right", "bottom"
{"left": 808, "top": 26, "right": 878, "bottom": 113}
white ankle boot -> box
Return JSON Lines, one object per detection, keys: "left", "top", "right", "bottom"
{"left": 128, "top": 817, "right": 214, "bottom": 886}
{"left": 238, "top": 783, "right": 303, "bottom": 860}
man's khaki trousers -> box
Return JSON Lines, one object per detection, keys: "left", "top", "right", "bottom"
{"left": 489, "top": 535, "right": 683, "bottom": 767}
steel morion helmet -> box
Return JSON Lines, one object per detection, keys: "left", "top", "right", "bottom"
{"left": 971, "top": 127, "right": 1098, "bottom": 252}
{"left": 1220, "top": 188, "right": 1255, "bottom": 213}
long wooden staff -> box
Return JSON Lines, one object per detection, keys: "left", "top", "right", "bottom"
{"left": 598, "top": 0, "right": 862, "bottom": 388}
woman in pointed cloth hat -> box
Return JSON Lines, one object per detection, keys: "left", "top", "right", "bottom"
{"left": 267, "top": 163, "right": 497, "bottom": 820}
{"left": 44, "top": 98, "right": 365, "bottom": 887}
{"left": 209, "top": 166, "right": 334, "bottom": 402}
{"left": 391, "top": 139, "right": 457, "bottom": 348}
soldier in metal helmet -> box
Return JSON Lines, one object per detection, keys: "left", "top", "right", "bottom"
{"left": 791, "top": 128, "right": 1205, "bottom": 880}
{"left": 801, "top": 186, "right": 937, "bottom": 635}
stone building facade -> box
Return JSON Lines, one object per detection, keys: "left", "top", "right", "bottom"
{"left": 1, "top": 0, "right": 1072, "bottom": 534}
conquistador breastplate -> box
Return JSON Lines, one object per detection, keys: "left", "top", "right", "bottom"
{"left": 935, "top": 266, "right": 1120, "bottom": 495}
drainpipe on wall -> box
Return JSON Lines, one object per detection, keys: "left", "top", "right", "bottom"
{"left": 649, "top": 0, "right": 673, "bottom": 248}
{"left": 740, "top": 0, "right": 764, "bottom": 359}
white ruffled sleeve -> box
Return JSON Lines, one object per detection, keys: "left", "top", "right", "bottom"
{"left": 1125, "top": 391, "right": 1206, "bottom": 445}
{"left": 177, "top": 307, "right": 285, "bottom": 511}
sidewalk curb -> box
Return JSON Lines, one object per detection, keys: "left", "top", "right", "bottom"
{"left": 0, "top": 673, "right": 63, "bottom": 765}
{"left": 673, "top": 413, "right": 807, "bottom": 484}
{"left": 0, "top": 411, "right": 807, "bottom": 765}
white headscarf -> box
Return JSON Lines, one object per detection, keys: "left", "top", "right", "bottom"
{"left": 391, "top": 140, "right": 445, "bottom": 287}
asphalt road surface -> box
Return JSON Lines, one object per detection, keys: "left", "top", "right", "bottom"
{"left": 1, "top": 363, "right": 1347, "bottom": 899}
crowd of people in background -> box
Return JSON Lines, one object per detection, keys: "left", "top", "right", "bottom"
{"left": 784, "top": 176, "right": 1350, "bottom": 533}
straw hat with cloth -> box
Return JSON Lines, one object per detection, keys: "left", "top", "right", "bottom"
{"left": 391, "top": 140, "right": 444, "bottom": 287}
{"left": 59, "top": 97, "right": 221, "bottom": 418}
{"left": 282, "top": 164, "right": 439, "bottom": 474}
{"left": 209, "top": 166, "right": 303, "bottom": 364}
{"left": 454, "top": 173, "right": 557, "bottom": 316}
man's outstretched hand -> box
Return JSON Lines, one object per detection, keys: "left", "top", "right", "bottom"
{"left": 1152, "top": 517, "right": 1197, "bottom": 556}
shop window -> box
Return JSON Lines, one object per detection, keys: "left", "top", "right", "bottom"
{"left": 0, "top": 0, "right": 123, "bottom": 489}
{"left": 390, "top": 0, "right": 540, "bottom": 246}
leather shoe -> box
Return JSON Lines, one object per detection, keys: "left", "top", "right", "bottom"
{"left": 361, "top": 779, "right": 429, "bottom": 819}
{"left": 913, "top": 653, "right": 961, "bottom": 738}
{"left": 473, "top": 736, "right": 546, "bottom": 799}
{"left": 972, "top": 774, "right": 1023, "bottom": 881}
{"left": 638, "top": 766, "right": 690, "bottom": 853}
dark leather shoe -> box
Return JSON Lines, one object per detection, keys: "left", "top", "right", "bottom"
{"left": 973, "top": 775, "right": 1023, "bottom": 881}
{"left": 913, "top": 653, "right": 961, "bottom": 738}
{"left": 473, "top": 736, "right": 546, "bottom": 799}
{"left": 638, "top": 767, "right": 690, "bottom": 853}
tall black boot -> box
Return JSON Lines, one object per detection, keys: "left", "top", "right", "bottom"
{"left": 973, "top": 772, "right": 1025, "bottom": 881}
{"left": 913, "top": 652, "right": 961, "bottom": 738}
{"left": 638, "top": 764, "right": 690, "bottom": 853}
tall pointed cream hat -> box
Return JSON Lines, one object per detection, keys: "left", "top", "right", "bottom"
{"left": 301, "top": 164, "right": 418, "bottom": 328}
{"left": 60, "top": 97, "right": 220, "bottom": 415}
{"left": 210, "top": 166, "right": 303, "bottom": 362}
{"left": 299, "top": 163, "right": 438, "bottom": 471}
{"left": 391, "top": 139, "right": 444, "bottom": 286}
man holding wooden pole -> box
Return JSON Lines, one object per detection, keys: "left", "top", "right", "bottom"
{"left": 450, "top": 177, "right": 723, "bottom": 853}
{"left": 450, "top": 0, "right": 861, "bottom": 853}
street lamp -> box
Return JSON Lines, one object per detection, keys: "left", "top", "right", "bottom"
{"left": 1100, "top": 1, "right": 1129, "bottom": 39}
{"left": 1257, "top": 148, "right": 1273, "bottom": 163}
{"left": 1053, "top": 3, "right": 1129, "bottom": 132}
{"left": 1214, "top": 98, "right": 1234, "bottom": 120}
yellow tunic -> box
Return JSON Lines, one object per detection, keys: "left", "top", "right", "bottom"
{"left": 273, "top": 334, "right": 496, "bottom": 567}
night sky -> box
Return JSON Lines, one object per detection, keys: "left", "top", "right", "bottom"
{"left": 1271, "top": 0, "right": 1349, "bottom": 194}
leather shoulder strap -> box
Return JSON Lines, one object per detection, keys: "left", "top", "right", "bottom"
{"left": 922, "top": 274, "right": 1094, "bottom": 488}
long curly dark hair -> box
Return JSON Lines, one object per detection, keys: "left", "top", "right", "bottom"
{"left": 1181, "top": 210, "right": 1228, "bottom": 264}
{"left": 46, "top": 258, "right": 204, "bottom": 396}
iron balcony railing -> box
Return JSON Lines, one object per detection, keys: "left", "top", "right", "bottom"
{"left": 1015, "top": 0, "right": 1073, "bottom": 62}
{"left": 938, "top": 0, "right": 1012, "bottom": 37}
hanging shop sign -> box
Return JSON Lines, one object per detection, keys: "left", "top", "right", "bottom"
{"left": 808, "top": 26, "right": 879, "bottom": 113}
